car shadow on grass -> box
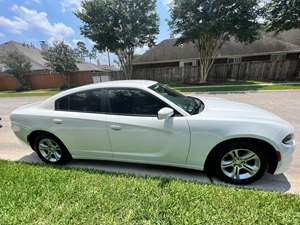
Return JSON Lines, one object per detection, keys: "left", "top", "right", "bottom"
{"left": 19, "top": 152, "right": 291, "bottom": 193}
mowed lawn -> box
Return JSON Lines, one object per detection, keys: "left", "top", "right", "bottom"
{"left": 1, "top": 161, "right": 300, "bottom": 225}
{"left": 174, "top": 83, "right": 300, "bottom": 92}
{"left": 0, "top": 89, "right": 59, "bottom": 97}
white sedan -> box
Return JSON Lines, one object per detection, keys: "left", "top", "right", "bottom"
{"left": 11, "top": 80, "right": 295, "bottom": 184}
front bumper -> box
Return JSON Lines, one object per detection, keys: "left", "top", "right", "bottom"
{"left": 273, "top": 140, "right": 296, "bottom": 175}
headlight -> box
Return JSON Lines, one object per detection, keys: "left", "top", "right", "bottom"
{"left": 282, "top": 134, "right": 294, "bottom": 145}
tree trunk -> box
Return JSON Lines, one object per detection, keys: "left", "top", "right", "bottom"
{"left": 116, "top": 48, "right": 134, "bottom": 80}
{"left": 62, "top": 72, "right": 71, "bottom": 89}
{"left": 196, "top": 35, "right": 224, "bottom": 83}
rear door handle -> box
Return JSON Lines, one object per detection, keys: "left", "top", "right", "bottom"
{"left": 110, "top": 124, "right": 121, "bottom": 131}
{"left": 53, "top": 119, "right": 63, "bottom": 124}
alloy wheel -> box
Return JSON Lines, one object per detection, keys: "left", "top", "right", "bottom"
{"left": 38, "top": 138, "right": 62, "bottom": 163}
{"left": 220, "top": 149, "right": 261, "bottom": 180}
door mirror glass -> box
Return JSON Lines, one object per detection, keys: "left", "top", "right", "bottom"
{"left": 158, "top": 107, "right": 174, "bottom": 120}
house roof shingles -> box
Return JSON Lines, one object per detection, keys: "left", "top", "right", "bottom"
{"left": 0, "top": 41, "right": 112, "bottom": 72}
{"left": 0, "top": 41, "right": 47, "bottom": 71}
{"left": 134, "top": 31, "right": 300, "bottom": 64}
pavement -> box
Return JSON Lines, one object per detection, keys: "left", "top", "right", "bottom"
{"left": 0, "top": 90, "right": 299, "bottom": 193}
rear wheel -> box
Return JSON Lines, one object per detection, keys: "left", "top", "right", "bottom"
{"left": 33, "top": 134, "right": 71, "bottom": 165}
{"left": 213, "top": 142, "right": 267, "bottom": 184}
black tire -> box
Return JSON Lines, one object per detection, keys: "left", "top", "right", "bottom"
{"left": 33, "top": 134, "right": 71, "bottom": 165}
{"left": 213, "top": 141, "right": 267, "bottom": 185}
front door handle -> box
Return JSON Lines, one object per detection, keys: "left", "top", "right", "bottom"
{"left": 110, "top": 124, "right": 121, "bottom": 131}
{"left": 53, "top": 119, "right": 63, "bottom": 124}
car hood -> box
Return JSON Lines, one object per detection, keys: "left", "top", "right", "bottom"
{"left": 195, "top": 96, "right": 291, "bottom": 126}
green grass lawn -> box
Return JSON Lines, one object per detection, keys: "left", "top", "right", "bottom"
{"left": 1, "top": 161, "right": 299, "bottom": 225}
{"left": 174, "top": 83, "right": 300, "bottom": 92}
{"left": 168, "top": 80, "right": 269, "bottom": 87}
{"left": 0, "top": 89, "right": 59, "bottom": 97}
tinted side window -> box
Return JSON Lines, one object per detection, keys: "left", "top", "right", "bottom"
{"left": 55, "top": 90, "right": 105, "bottom": 113}
{"left": 107, "top": 89, "right": 167, "bottom": 116}
{"left": 55, "top": 95, "right": 69, "bottom": 110}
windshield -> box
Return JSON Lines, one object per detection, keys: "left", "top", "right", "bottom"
{"left": 149, "top": 83, "right": 204, "bottom": 115}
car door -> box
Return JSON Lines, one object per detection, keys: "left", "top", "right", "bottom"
{"left": 51, "top": 89, "right": 112, "bottom": 160}
{"left": 105, "top": 88, "right": 190, "bottom": 165}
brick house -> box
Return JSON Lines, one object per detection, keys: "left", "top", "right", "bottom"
{"left": 0, "top": 41, "right": 115, "bottom": 91}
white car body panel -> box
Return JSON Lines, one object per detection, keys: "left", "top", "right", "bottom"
{"left": 10, "top": 80, "right": 295, "bottom": 174}
{"left": 49, "top": 111, "right": 112, "bottom": 159}
{"left": 186, "top": 97, "right": 294, "bottom": 169}
{"left": 105, "top": 114, "right": 190, "bottom": 165}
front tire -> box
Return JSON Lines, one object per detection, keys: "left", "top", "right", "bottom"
{"left": 213, "top": 141, "right": 267, "bottom": 185}
{"left": 33, "top": 134, "right": 71, "bottom": 165}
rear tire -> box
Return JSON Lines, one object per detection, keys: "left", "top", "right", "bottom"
{"left": 33, "top": 134, "right": 71, "bottom": 165}
{"left": 213, "top": 141, "right": 267, "bottom": 185}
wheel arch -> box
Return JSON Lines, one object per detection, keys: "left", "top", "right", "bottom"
{"left": 27, "top": 130, "right": 67, "bottom": 152}
{"left": 204, "top": 137, "right": 278, "bottom": 174}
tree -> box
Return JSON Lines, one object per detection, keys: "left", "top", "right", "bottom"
{"left": 43, "top": 41, "right": 78, "bottom": 88}
{"left": 88, "top": 47, "right": 98, "bottom": 63}
{"left": 75, "top": 0, "right": 159, "bottom": 79}
{"left": 265, "top": 0, "right": 300, "bottom": 33}
{"left": 2, "top": 51, "right": 31, "bottom": 91}
{"left": 169, "top": 0, "right": 261, "bottom": 82}
{"left": 75, "top": 41, "right": 89, "bottom": 62}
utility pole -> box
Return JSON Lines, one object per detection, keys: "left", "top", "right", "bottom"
{"left": 107, "top": 49, "right": 111, "bottom": 66}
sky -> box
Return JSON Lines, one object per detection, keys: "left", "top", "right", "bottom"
{"left": 0, "top": 0, "right": 172, "bottom": 64}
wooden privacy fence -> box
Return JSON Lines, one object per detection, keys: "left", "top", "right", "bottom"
{"left": 92, "top": 71, "right": 124, "bottom": 83}
{"left": 93, "top": 58, "right": 300, "bottom": 84}
{"left": 132, "top": 60, "right": 300, "bottom": 84}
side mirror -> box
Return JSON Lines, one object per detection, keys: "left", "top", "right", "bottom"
{"left": 158, "top": 107, "right": 174, "bottom": 120}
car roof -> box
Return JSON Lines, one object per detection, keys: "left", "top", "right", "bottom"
{"left": 40, "top": 80, "right": 158, "bottom": 108}
{"left": 80, "top": 80, "right": 158, "bottom": 89}
{"left": 59, "top": 80, "right": 158, "bottom": 97}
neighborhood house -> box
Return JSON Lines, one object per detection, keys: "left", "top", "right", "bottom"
{"left": 132, "top": 29, "right": 300, "bottom": 83}
{"left": 0, "top": 41, "right": 115, "bottom": 91}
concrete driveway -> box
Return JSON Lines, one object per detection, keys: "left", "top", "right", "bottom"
{"left": 0, "top": 90, "right": 299, "bottom": 193}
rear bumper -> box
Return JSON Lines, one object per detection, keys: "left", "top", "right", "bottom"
{"left": 273, "top": 140, "right": 296, "bottom": 175}
{"left": 11, "top": 122, "right": 31, "bottom": 144}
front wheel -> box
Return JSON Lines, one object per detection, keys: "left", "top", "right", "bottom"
{"left": 34, "top": 134, "right": 71, "bottom": 165}
{"left": 214, "top": 142, "right": 267, "bottom": 185}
